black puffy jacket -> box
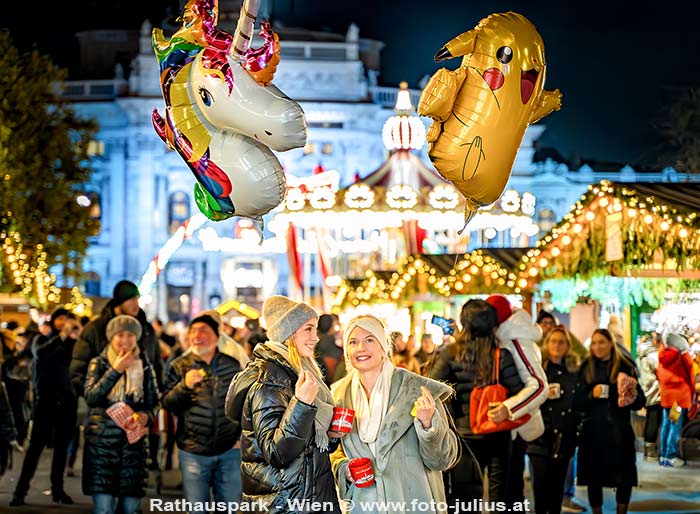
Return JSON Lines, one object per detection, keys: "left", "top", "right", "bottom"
{"left": 71, "top": 303, "right": 162, "bottom": 396}
{"left": 162, "top": 349, "right": 241, "bottom": 456}
{"left": 226, "top": 344, "right": 341, "bottom": 514}
{"left": 430, "top": 342, "right": 524, "bottom": 437}
{"left": 82, "top": 351, "right": 159, "bottom": 497}
{"left": 527, "top": 360, "right": 579, "bottom": 459}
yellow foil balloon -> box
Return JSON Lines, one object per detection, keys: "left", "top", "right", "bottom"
{"left": 418, "top": 12, "right": 562, "bottom": 223}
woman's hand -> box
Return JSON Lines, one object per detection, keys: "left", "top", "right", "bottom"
{"left": 344, "top": 462, "right": 354, "bottom": 484}
{"left": 327, "top": 430, "right": 347, "bottom": 439}
{"left": 414, "top": 386, "right": 436, "bottom": 430}
{"left": 487, "top": 402, "right": 509, "bottom": 423}
{"left": 295, "top": 370, "right": 318, "bottom": 404}
{"left": 125, "top": 411, "right": 148, "bottom": 430}
{"left": 113, "top": 349, "right": 135, "bottom": 373}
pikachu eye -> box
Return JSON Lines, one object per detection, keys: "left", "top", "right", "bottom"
{"left": 496, "top": 46, "right": 513, "bottom": 64}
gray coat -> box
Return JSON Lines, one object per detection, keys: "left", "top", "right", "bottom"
{"left": 330, "top": 368, "right": 460, "bottom": 514}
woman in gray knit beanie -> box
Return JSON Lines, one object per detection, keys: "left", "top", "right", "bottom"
{"left": 226, "top": 295, "right": 343, "bottom": 512}
{"left": 81, "top": 315, "right": 158, "bottom": 512}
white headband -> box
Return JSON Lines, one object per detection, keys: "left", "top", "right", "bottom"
{"left": 343, "top": 315, "right": 393, "bottom": 362}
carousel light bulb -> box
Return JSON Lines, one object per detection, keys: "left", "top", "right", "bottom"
{"left": 551, "top": 247, "right": 561, "bottom": 257}
{"left": 585, "top": 211, "right": 595, "bottom": 221}
{"left": 660, "top": 221, "right": 669, "bottom": 231}
{"left": 644, "top": 214, "right": 653, "bottom": 225}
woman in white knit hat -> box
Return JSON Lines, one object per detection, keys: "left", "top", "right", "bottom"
{"left": 329, "top": 315, "right": 460, "bottom": 514}
{"left": 82, "top": 315, "right": 158, "bottom": 514}
{"left": 226, "top": 296, "right": 343, "bottom": 513}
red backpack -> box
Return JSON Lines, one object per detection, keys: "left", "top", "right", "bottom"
{"left": 470, "top": 347, "right": 531, "bottom": 434}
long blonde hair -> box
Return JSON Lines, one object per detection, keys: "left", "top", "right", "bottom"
{"left": 285, "top": 336, "right": 324, "bottom": 381}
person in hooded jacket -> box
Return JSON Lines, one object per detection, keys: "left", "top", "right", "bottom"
{"left": 657, "top": 333, "right": 696, "bottom": 467}
{"left": 430, "top": 299, "right": 524, "bottom": 504}
{"left": 485, "top": 295, "right": 548, "bottom": 507}
{"left": 82, "top": 315, "right": 158, "bottom": 514}
{"left": 71, "top": 280, "right": 162, "bottom": 397}
{"left": 226, "top": 296, "right": 343, "bottom": 514}
{"left": 330, "top": 315, "right": 460, "bottom": 514}
{"left": 527, "top": 327, "right": 580, "bottom": 514}
{"left": 575, "top": 328, "right": 645, "bottom": 514}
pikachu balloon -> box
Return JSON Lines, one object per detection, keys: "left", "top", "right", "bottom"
{"left": 419, "top": 12, "right": 562, "bottom": 223}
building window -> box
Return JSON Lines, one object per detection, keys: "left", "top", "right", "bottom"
{"left": 84, "top": 271, "right": 101, "bottom": 297}
{"left": 303, "top": 143, "right": 316, "bottom": 155}
{"left": 322, "top": 143, "right": 333, "bottom": 155}
{"left": 537, "top": 208, "right": 556, "bottom": 233}
{"left": 169, "top": 191, "right": 190, "bottom": 234}
{"left": 88, "top": 192, "right": 102, "bottom": 222}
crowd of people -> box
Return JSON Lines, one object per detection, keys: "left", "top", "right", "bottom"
{"left": 1, "top": 282, "right": 699, "bottom": 514}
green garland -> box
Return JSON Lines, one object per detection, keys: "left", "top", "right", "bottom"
{"left": 541, "top": 275, "right": 700, "bottom": 312}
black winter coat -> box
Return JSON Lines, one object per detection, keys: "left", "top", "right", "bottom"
{"left": 575, "top": 356, "right": 645, "bottom": 488}
{"left": 527, "top": 360, "right": 579, "bottom": 460}
{"left": 226, "top": 344, "right": 341, "bottom": 514}
{"left": 71, "top": 303, "right": 162, "bottom": 396}
{"left": 0, "top": 379, "right": 17, "bottom": 443}
{"left": 32, "top": 333, "right": 76, "bottom": 403}
{"left": 162, "top": 349, "right": 241, "bottom": 456}
{"left": 430, "top": 342, "right": 524, "bottom": 438}
{"left": 82, "top": 351, "right": 159, "bottom": 497}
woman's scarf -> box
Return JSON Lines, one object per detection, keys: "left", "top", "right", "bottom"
{"left": 350, "top": 358, "right": 395, "bottom": 456}
{"left": 106, "top": 344, "right": 144, "bottom": 403}
{"left": 266, "top": 341, "right": 335, "bottom": 451}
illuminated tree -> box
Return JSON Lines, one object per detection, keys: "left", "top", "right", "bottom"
{"left": 0, "top": 33, "right": 97, "bottom": 303}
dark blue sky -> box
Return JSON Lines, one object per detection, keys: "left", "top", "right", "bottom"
{"left": 3, "top": 0, "right": 699, "bottom": 166}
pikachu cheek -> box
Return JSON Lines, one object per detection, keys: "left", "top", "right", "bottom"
{"left": 482, "top": 68, "right": 505, "bottom": 90}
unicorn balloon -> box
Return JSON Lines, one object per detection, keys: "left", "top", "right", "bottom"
{"left": 152, "top": 0, "right": 307, "bottom": 225}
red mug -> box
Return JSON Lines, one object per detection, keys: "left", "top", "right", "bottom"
{"left": 348, "top": 457, "right": 375, "bottom": 488}
{"left": 331, "top": 407, "right": 355, "bottom": 433}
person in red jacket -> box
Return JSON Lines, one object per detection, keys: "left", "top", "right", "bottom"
{"left": 657, "top": 333, "right": 696, "bottom": 467}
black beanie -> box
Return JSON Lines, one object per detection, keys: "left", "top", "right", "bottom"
{"left": 190, "top": 314, "right": 219, "bottom": 337}
{"left": 112, "top": 280, "right": 140, "bottom": 307}
{"left": 50, "top": 307, "right": 70, "bottom": 330}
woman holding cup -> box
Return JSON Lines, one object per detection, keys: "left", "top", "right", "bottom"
{"left": 527, "top": 327, "right": 580, "bottom": 514}
{"left": 330, "top": 315, "right": 460, "bottom": 514}
{"left": 226, "top": 296, "right": 343, "bottom": 513}
{"left": 575, "top": 328, "right": 645, "bottom": 514}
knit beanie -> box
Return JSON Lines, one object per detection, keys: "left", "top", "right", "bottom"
{"left": 106, "top": 315, "right": 142, "bottom": 341}
{"left": 263, "top": 295, "right": 317, "bottom": 343}
{"left": 50, "top": 307, "right": 71, "bottom": 327}
{"left": 190, "top": 314, "right": 220, "bottom": 337}
{"left": 664, "top": 333, "right": 690, "bottom": 352}
{"left": 112, "top": 280, "right": 140, "bottom": 307}
{"left": 343, "top": 315, "right": 393, "bottom": 360}
{"left": 485, "top": 295, "right": 513, "bottom": 325}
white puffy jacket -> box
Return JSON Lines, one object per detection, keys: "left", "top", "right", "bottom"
{"left": 496, "top": 309, "right": 548, "bottom": 441}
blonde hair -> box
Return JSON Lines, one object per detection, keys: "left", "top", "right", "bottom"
{"left": 542, "top": 327, "right": 579, "bottom": 373}
{"left": 285, "top": 336, "right": 324, "bottom": 381}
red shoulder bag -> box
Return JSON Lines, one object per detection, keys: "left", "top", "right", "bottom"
{"left": 470, "top": 347, "right": 531, "bottom": 434}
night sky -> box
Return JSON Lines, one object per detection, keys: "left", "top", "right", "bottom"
{"left": 2, "top": 0, "right": 699, "bottom": 166}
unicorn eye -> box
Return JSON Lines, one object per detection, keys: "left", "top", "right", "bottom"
{"left": 198, "top": 87, "right": 212, "bottom": 107}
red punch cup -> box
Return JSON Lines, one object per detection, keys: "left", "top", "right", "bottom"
{"left": 331, "top": 407, "right": 355, "bottom": 433}
{"left": 348, "top": 458, "right": 375, "bottom": 488}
